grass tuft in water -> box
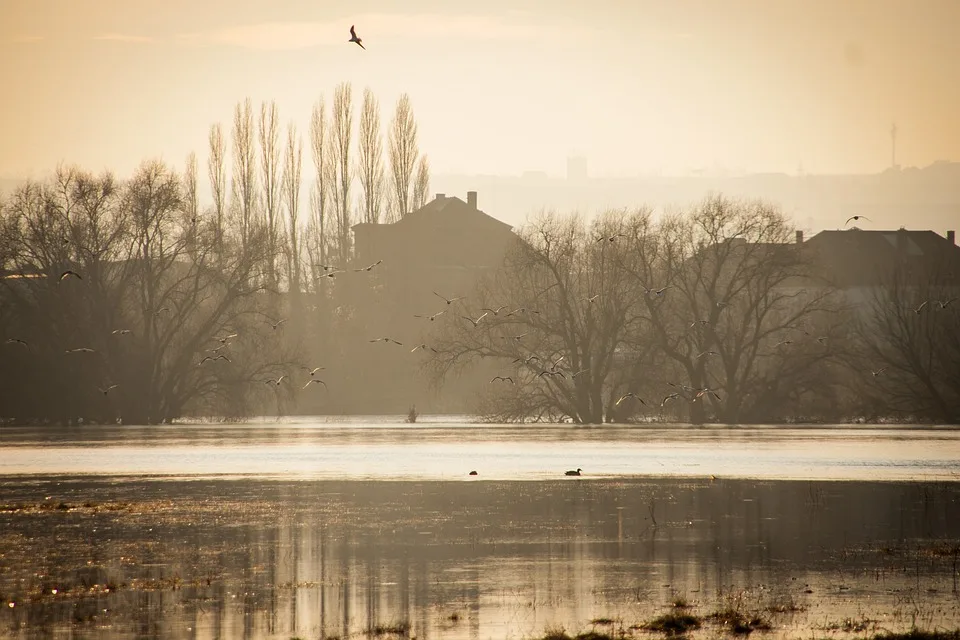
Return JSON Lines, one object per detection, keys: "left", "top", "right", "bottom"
{"left": 589, "top": 617, "right": 616, "bottom": 625}
{"left": 873, "top": 631, "right": 960, "bottom": 640}
{"left": 707, "top": 608, "right": 771, "bottom": 634}
{"left": 642, "top": 612, "right": 703, "bottom": 635}
{"left": 367, "top": 621, "right": 411, "bottom": 636}
{"left": 539, "top": 626, "right": 620, "bottom": 640}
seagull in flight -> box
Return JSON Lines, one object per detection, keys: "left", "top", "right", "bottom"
{"left": 616, "top": 392, "right": 646, "bottom": 406}
{"left": 462, "top": 312, "right": 488, "bottom": 327}
{"left": 586, "top": 294, "right": 600, "bottom": 303}
{"left": 66, "top": 347, "right": 95, "bottom": 353}
{"left": 354, "top": 259, "right": 382, "bottom": 272}
{"left": 696, "top": 350, "right": 720, "bottom": 359}
{"left": 937, "top": 298, "right": 957, "bottom": 309}
{"left": 320, "top": 269, "right": 346, "bottom": 278}
{"left": 411, "top": 344, "right": 438, "bottom": 353}
{"left": 844, "top": 215, "right": 871, "bottom": 226}
{"left": 914, "top": 301, "right": 928, "bottom": 314}
{"left": 267, "top": 318, "right": 287, "bottom": 330}
{"left": 265, "top": 376, "right": 286, "bottom": 386}
{"left": 369, "top": 337, "right": 403, "bottom": 345}
{"left": 596, "top": 233, "right": 628, "bottom": 243}
{"left": 303, "top": 366, "right": 325, "bottom": 376}
{"left": 4, "top": 338, "right": 28, "bottom": 346}
{"left": 98, "top": 384, "right": 118, "bottom": 395}
{"left": 198, "top": 354, "right": 231, "bottom": 365}
{"left": 303, "top": 379, "right": 328, "bottom": 390}
{"left": 216, "top": 333, "right": 238, "bottom": 344}
{"left": 871, "top": 367, "right": 887, "bottom": 377}
{"left": 434, "top": 292, "right": 465, "bottom": 305}
{"left": 537, "top": 369, "right": 565, "bottom": 379}
{"left": 414, "top": 310, "right": 446, "bottom": 321}
{"left": 661, "top": 392, "right": 682, "bottom": 407}
{"left": 506, "top": 307, "right": 540, "bottom": 316}
{"left": 481, "top": 305, "right": 509, "bottom": 316}
{"left": 111, "top": 329, "right": 131, "bottom": 335}
{"left": 349, "top": 25, "right": 365, "bottom": 50}
{"left": 59, "top": 270, "right": 82, "bottom": 282}
{"left": 491, "top": 376, "right": 514, "bottom": 383}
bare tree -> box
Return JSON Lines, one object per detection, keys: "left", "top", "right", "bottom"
{"left": 426, "top": 209, "right": 653, "bottom": 424}
{"left": 282, "top": 122, "right": 303, "bottom": 295}
{"left": 330, "top": 83, "right": 354, "bottom": 264}
{"left": 852, "top": 263, "right": 960, "bottom": 422}
{"left": 183, "top": 152, "right": 199, "bottom": 256}
{"left": 207, "top": 123, "right": 227, "bottom": 258}
{"left": 356, "top": 87, "right": 385, "bottom": 224}
{"left": 412, "top": 155, "right": 430, "bottom": 212}
{"left": 620, "top": 195, "right": 843, "bottom": 424}
{"left": 307, "top": 97, "right": 330, "bottom": 285}
{"left": 259, "top": 100, "right": 282, "bottom": 288}
{"left": 231, "top": 98, "right": 258, "bottom": 250}
{"left": 387, "top": 93, "right": 418, "bottom": 221}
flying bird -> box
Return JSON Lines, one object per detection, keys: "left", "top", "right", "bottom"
{"left": 586, "top": 294, "right": 600, "bottom": 303}
{"left": 216, "top": 333, "right": 238, "bottom": 344}
{"left": 154, "top": 307, "right": 170, "bottom": 316}
{"left": 596, "top": 233, "right": 628, "bottom": 243}
{"left": 414, "top": 310, "right": 446, "bottom": 321}
{"left": 4, "top": 338, "right": 28, "bottom": 346}
{"left": 111, "top": 329, "right": 131, "bottom": 335}
{"left": 320, "top": 269, "right": 346, "bottom": 278}
{"left": 816, "top": 336, "right": 828, "bottom": 345}
{"left": 537, "top": 369, "right": 565, "bottom": 379}
{"left": 58, "top": 270, "right": 82, "bottom": 281}
{"left": 98, "top": 384, "right": 118, "bottom": 395}
{"left": 914, "top": 301, "right": 928, "bottom": 314}
{"left": 654, "top": 287, "right": 672, "bottom": 297}
{"left": 66, "top": 347, "right": 95, "bottom": 353}
{"left": 871, "top": 367, "right": 887, "bottom": 377}
{"left": 696, "top": 350, "right": 720, "bottom": 359}
{"left": 411, "top": 344, "right": 438, "bottom": 353}
{"left": 937, "top": 298, "right": 957, "bottom": 309}
{"left": 267, "top": 318, "right": 287, "bottom": 330}
{"left": 616, "top": 392, "right": 646, "bottom": 406}
{"left": 461, "top": 312, "right": 489, "bottom": 327}
{"left": 354, "top": 259, "right": 382, "bottom": 272}
{"left": 304, "top": 366, "right": 325, "bottom": 376}
{"left": 349, "top": 24, "right": 365, "bottom": 49}
{"left": 481, "top": 305, "right": 509, "bottom": 316}
{"left": 775, "top": 340, "right": 794, "bottom": 348}
{"left": 434, "top": 292, "right": 465, "bottom": 305}
{"left": 369, "top": 337, "right": 403, "bottom": 345}
{"left": 844, "top": 215, "right": 871, "bottom": 226}
{"left": 265, "top": 376, "right": 286, "bottom": 386}
{"left": 198, "top": 354, "right": 230, "bottom": 365}
{"left": 490, "top": 376, "right": 514, "bottom": 383}
{"left": 661, "top": 392, "right": 681, "bottom": 407}
{"left": 303, "top": 379, "right": 328, "bottom": 390}
{"left": 506, "top": 307, "right": 540, "bottom": 316}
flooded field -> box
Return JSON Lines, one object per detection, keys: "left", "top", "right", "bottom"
{"left": 1, "top": 423, "right": 959, "bottom": 639}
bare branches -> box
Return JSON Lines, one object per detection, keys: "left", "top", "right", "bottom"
{"left": 330, "top": 82, "right": 354, "bottom": 264}
{"left": 357, "top": 87, "right": 385, "bottom": 225}
{"left": 412, "top": 155, "right": 430, "bottom": 212}
{"left": 207, "top": 123, "right": 227, "bottom": 258}
{"left": 387, "top": 93, "right": 418, "bottom": 221}
{"left": 282, "top": 121, "right": 303, "bottom": 295}
{"left": 307, "top": 97, "right": 330, "bottom": 287}
{"left": 258, "top": 100, "right": 282, "bottom": 288}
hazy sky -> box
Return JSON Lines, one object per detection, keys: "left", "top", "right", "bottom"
{"left": 1, "top": 0, "right": 958, "bottom": 179}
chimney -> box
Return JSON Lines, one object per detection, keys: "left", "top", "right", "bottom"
{"left": 949, "top": 230, "right": 956, "bottom": 245}
{"left": 435, "top": 193, "right": 445, "bottom": 201}
{"left": 467, "top": 191, "right": 477, "bottom": 209}
{"left": 795, "top": 230, "right": 803, "bottom": 244}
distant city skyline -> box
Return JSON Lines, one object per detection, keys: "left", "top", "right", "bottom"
{"left": 2, "top": 0, "right": 959, "bottom": 180}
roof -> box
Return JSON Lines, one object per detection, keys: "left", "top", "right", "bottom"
{"left": 803, "top": 229, "right": 960, "bottom": 287}
{"left": 352, "top": 196, "right": 513, "bottom": 234}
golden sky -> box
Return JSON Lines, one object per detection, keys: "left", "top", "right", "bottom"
{"left": 1, "top": 0, "right": 958, "bottom": 179}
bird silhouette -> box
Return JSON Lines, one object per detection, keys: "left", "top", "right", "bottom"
{"left": 414, "top": 310, "right": 446, "bottom": 321}
{"left": 661, "top": 392, "right": 682, "bottom": 407}
{"left": 66, "top": 347, "right": 95, "bottom": 353}
{"left": 481, "top": 305, "right": 509, "bottom": 316}
{"left": 411, "top": 344, "right": 438, "bottom": 353}
{"left": 349, "top": 24, "right": 365, "bottom": 50}
{"left": 914, "top": 301, "right": 928, "bottom": 314}
{"left": 461, "top": 312, "right": 488, "bottom": 327}
{"left": 304, "top": 366, "right": 325, "bottom": 376}
{"left": 4, "top": 338, "right": 28, "bottom": 346}
{"left": 434, "top": 292, "right": 465, "bottom": 305}
{"left": 871, "top": 367, "right": 887, "bottom": 377}
{"left": 265, "top": 376, "right": 286, "bottom": 386}
{"left": 59, "top": 270, "right": 82, "bottom": 281}
{"left": 111, "top": 329, "right": 132, "bottom": 335}
{"left": 354, "top": 259, "right": 382, "bottom": 272}
{"left": 98, "top": 384, "right": 118, "bottom": 395}
{"left": 565, "top": 468, "right": 582, "bottom": 476}
{"left": 216, "top": 333, "right": 238, "bottom": 344}
{"left": 491, "top": 376, "right": 514, "bottom": 383}
{"left": 369, "top": 337, "right": 403, "bottom": 345}
{"left": 320, "top": 269, "right": 346, "bottom": 278}
{"left": 616, "top": 393, "right": 646, "bottom": 406}
{"left": 586, "top": 294, "right": 600, "bottom": 303}
{"left": 268, "top": 318, "right": 287, "bottom": 330}
{"left": 303, "top": 379, "right": 328, "bottom": 390}
{"left": 937, "top": 298, "right": 957, "bottom": 309}
{"left": 845, "top": 215, "right": 871, "bottom": 226}
{"left": 468, "top": 470, "right": 478, "bottom": 476}
{"left": 696, "top": 350, "right": 720, "bottom": 359}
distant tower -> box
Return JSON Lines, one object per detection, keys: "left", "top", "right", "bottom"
{"left": 566, "top": 156, "right": 588, "bottom": 182}
{"left": 890, "top": 122, "right": 898, "bottom": 169}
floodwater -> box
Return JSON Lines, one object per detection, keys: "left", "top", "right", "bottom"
{"left": 1, "top": 421, "right": 959, "bottom": 640}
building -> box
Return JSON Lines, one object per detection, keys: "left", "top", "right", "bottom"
{"left": 343, "top": 192, "right": 518, "bottom": 413}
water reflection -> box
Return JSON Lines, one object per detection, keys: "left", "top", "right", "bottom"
{"left": 1, "top": 478, "right": 958, "bottom": 639}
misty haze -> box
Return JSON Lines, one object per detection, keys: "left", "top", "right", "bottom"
{"left": 1, "top": 1, "right": 959, "bottom": 639}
